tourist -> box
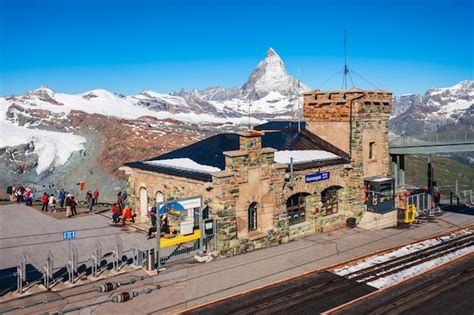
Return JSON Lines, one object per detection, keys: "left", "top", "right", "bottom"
{"left": 86, "top": 191, "right": 93, "bottom": 213}
{"left": 6, "top": 185, "right": 14, "bottom": 202}
{"left": 121, "top": 191, "right": 127, "bottom": 207}
{"left": 93, "top": 189, "right": 99, "bottom": 206}
{"left": 117, "top": 192, "right": 123, "bottom": 211}
{"left": 19, "top": 186, "right": 26, "bottom": 203}
{"left": 41, "top": 192, "right": 49, "bottom": 211}
{"left": 11, "top": 184, "right": 16, "bottom": 202}
{"left": 71, "top": 195, "right": 77, "bottom": 216}
{"left": 58, "top": 189, "right": 65, "bottom": 208}
{"left": 121, "top": 206, "right": 134, "bottom": 225}
{"left": 160, "top": 214, "right": 170, "bottom": 234}
{"left": 65, "top": 195, "right": 72, "bottom": 217}
{"left": 146, "top": 207, "right": 157, "bottom": 239}
{"left": 25, "top": 189, "right": 33, "bottom": 206}
{"left": 48, "top": 193, "right": 56, "bottom": 213}
{"left": 16, "top": 188, "right": 22, "bottom": 204}
{"left": 111, "top": 203, "right": 119, "bottom": 224}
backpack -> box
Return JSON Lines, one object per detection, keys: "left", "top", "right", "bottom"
{"left": 7, "top": 186, "right": 12, "bottom": 194}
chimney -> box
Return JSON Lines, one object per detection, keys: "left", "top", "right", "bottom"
{"left": 239, "top": 130, "right": 264, "bottom": 151}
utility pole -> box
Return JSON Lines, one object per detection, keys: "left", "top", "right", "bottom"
{"left": 343, "top": 28, "right": 349, "bottom": 89}
{"left": 427, "top": 154, "right": 433, "bottom": 196}
{"left": 297, "top": 67, "right": 301, "bottom": 132}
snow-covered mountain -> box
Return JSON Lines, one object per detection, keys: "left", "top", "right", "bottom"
{"left": 390, "top": 80, "right": 474, "bottom": 135}
{"left": 241, "top": 48, "right": 308, "bottom": 99}
{"left": 0, "top": 48, "right": 308, "bottom": 200}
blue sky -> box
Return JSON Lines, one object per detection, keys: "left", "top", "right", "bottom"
{"left": 0, "top": 0, "right": 472, "bottom": 96}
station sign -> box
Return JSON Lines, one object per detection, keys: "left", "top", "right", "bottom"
{"left": 305, "top": 172, "right": 330, "bottom": 183}
{"left": 63, "top": 230, "right": 76, "bottom": 240}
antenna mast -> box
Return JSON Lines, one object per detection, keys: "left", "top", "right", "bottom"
{"left": 343, "top": 29, "right": 348, "bottom": 89}
{"left": 342, "top": 29, "right": 354, "bottom": 90}
{"left": 297, "top": 67, "right": 301, "bottom": 132}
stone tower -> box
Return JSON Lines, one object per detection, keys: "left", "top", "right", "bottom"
{"left": 303, "top": 88, "right": 392, "bottom": 178}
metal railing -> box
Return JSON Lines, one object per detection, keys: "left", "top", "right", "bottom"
{"left": 389, "top": 131, "right": 474, "bottom": 148}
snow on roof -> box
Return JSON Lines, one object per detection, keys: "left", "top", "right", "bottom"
{"left": 370, "top": 177, "right": 392, "bottom": 182}
{"left": 274, "top": 150, "right": 340, "bottom": 164}
{"left": 144, "top": 158, "right": 221, "bottom": 174}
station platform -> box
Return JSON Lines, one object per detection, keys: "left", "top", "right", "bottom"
{"left": 1, "top": 204, "right": 473, "bottom": 314}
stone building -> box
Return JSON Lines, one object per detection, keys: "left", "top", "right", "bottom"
{"left": 121, "top": 88, "right": 396, "bottom": 256}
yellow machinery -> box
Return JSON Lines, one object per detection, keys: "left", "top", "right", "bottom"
{"left": 404, "top": 204, "right": 417, "bottom": 223}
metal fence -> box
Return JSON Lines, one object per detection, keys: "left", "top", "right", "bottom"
{"left": 389, "top": 131, "right": 474, "bottom": 147}
{"left": 157, "top": 224, "right": 216, "bottom": 267}
{"left": 405, "top": 192, "right": 438, "bottom": 216}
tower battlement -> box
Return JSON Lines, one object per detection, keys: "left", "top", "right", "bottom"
{"left": 303, "top": 88, "right": 392, "bottom": 121}
{"left": 303, "top": 88, "right": 393, "bottom": 178}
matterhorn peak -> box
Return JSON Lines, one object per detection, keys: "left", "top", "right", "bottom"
{"left": 241, "top": 48, "right": 308, "bottom": 100}
{"left": 266, "top": 47, "right": 279, "bottom": 59}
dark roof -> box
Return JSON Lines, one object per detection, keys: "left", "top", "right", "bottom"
{"left": 254, "top": 120, "right": 306, "bottom": 131}
{"left": 125, "top": 129, "right": 349, "bottom": 181}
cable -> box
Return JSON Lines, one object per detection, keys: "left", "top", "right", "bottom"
{"left": 320, "top": 70, "right": 342, "bottom": 88}
{"left": 350, "top": 69, "right": 380, "bottom": 89}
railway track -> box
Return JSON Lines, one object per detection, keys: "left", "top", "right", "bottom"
{"left": 3, "top": 227, "right": 474, "bottom": 314}
{"left": 329, "top": 254, "right": 474, "bottom": 314}
{"left": 338, "top": 231, "right": 474, "bottom": 285}
{"left": 184, "top": 228, "right": 474, "bottom": 314}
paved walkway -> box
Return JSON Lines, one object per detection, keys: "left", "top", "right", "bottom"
{"left": 0, "top": 203, "right": 154, "bottom": 271}
{"left": 1, "top": 204, "right": 473, "bottom": 314}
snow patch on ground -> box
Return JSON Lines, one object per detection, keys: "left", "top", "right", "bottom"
{"left": 333, "top": 231, "right": 472, "bottom": 276}
{"left": 274, "top": 150, "right": 340, "bottom": 164}
{"left": 367, "top": 245, "right": 474, "bottom": 289}
{"left": 145, "top": 158, "right": 221, "bottom": 173}
{"left": 0, "top": 98, "right": 86, "bottom": 174}
{"left": 334, "top": 238, "right": 444, "bottom": 276}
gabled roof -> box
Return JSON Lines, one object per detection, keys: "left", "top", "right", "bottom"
{"left": 125, "top": 129, "right": 349, "bottom": 182}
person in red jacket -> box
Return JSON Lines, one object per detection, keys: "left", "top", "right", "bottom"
{"left": 121, "top": 207, "right": 134, "bottom": 225}
{"left": 41, "top": 192, "right": 49, "bottom": 212}
{"left": 93, "top": 189, "right": 99, "bottom": 206}
{"left": 111, "top": 203, "right": 119, "bottom": 224}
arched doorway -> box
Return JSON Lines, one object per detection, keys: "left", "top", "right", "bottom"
{"left": 139, "top": 187, "right": 148, "bottom": 221}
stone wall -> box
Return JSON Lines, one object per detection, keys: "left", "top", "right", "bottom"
{"left": 123, "top": 89, "right": 395, "bottom": 257}
{"left": 125, "top": 169, "right": 212, "bottom": 222}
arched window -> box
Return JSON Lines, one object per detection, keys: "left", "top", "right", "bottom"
{"left": 248, "top": 202, "right": 258, "bottom": 232}
{"left": 321, "top": 186, "right": 342, "bottom": 216}
{"left": 155, "top": 191, "right": 164, "bottom": 204}
{"left": 286, "top": 193, "right": 309, "bottom": 225}
{"left": 139, "top": 187, "right": 148, "bottom": 220}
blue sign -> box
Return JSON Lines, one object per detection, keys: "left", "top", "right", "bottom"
{"left": 305, "top": 172, "right": 330, "bottom": 183}
{"left": 63, "top": 230, "right": 76, "bottom": 240}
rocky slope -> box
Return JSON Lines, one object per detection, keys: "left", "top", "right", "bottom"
{"left": 0, "top": 48, "right": 307, "bottom": 201}
{"left": 1, "top": 46, "right": 472, "bottom": 200}
{"left": 390, "top": 80, "right": 474, "bottom": 135}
